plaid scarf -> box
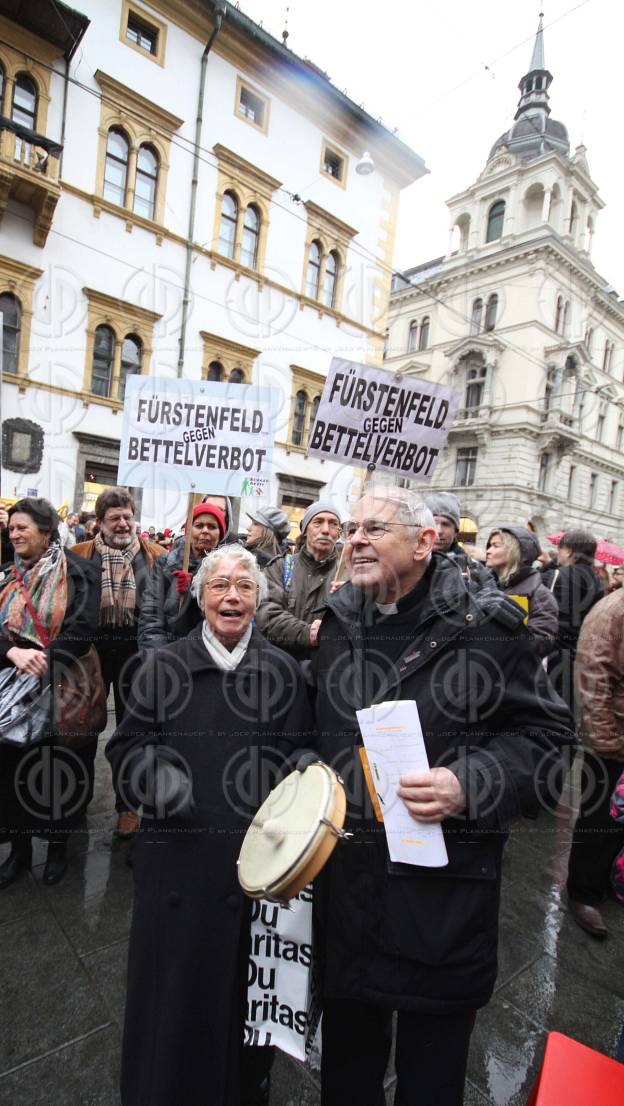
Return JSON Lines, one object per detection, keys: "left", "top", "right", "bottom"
{"left": 95, "top": 532, "right": 141, "bottom": 626}
{"left": 0, "top": 541, "right": 68, "bottom": 646}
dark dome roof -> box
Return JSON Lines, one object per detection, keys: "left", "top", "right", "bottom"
{"left": 489, "top": 114, "right": 569, "bottom": 164}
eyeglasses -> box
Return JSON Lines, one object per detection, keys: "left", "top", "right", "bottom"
{"left": 205, "top": 577, "right": 258, "bottom": 597}
{"left": 340, "top": 519, "right": 407, "bottom": 542}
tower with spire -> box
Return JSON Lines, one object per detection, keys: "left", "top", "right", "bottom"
{"left": 387, "top": 16, "right": 624, "bottom": 544}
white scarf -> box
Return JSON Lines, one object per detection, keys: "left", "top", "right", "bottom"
{"left": 201, "top": 621, "right": 252, "bottom": 670}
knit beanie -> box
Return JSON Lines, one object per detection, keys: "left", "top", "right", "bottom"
{"left": 300, "top": 500, "right": 340, "bottom": 534}
{"left": 424, "top": 492, "right": 461, "bottom": 530}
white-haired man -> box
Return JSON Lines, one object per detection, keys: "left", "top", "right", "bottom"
{"left": 312, "top": 485, "right": 574, "bottom": 1106}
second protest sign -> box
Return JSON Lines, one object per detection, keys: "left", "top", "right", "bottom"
{"left": 308, "top": 358, "right": 460, "bottom": 481}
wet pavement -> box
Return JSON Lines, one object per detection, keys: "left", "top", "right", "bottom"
{"left": 1, "top": 729, "right": 623, "bottom": 1106}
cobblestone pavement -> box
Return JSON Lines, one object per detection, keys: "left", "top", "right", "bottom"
{"left": 1, "top": 728, "right": 623, "bottom": 1105}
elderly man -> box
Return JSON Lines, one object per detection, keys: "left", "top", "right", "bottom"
{"left": 312, "top": 485, "right": 574, "bottom": 1106}
{"left": 256, "top": 499, "right": 340, "bottom": 658}
{"left": 425, "top": 491, "right": 494, "bottom": 590}
{"left": 74, "top": 487, "right": 165, "bottom": 835}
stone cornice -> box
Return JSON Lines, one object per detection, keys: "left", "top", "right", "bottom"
{"left": 94, "top": 70, "right": 184, "bottom": 134}
{"left": 391, "top": 237, "right": 624, "bottom": 324}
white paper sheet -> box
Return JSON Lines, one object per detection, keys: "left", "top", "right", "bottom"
{"left": 356, "top": 700, "right": 448, "bottom": 867}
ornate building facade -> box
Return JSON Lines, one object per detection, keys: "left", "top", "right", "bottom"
{"left": 0, "top": 0, "right": 425, "bottom": 530}
{"left": 387, "top": 17, "right": 624, "bottom": 543}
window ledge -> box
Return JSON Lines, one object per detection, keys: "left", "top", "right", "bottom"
{"left": 2, "top": 372, "right": 123, "bottom": 409}
{"left": 89, "top": 190, "right": 166, "bottom": 243}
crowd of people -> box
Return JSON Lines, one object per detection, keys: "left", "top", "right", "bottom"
{"left": 0, "top": 484, "right": 623, "bottom": 1105}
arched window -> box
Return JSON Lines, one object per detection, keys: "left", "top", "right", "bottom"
{"left": 0, "top": 292, "right": 21, "bottom": 374}
{"left": 134, "top": 144, "right": 159, "bottom": 220}
{"left": 407, "top": 320, "right": 418, "bottom": 353}
{"left": 219, "top": 191, "right": 238, "bottom": 259}
{"left": 470, "top": 298, "right": 483, "bottom": 335}
{"left": 207, "top": 361, "right": 224, "bottom": 381}
{"left": 240, "top": 204, "right": 260, "bottom": 269}
{"left": 484, "top": 294, "right": 498, "bottom": 332}
{"left": 323, "top": 250, "right": 339, "bottom": 308}
{"left": 485, "top": 200, "right": 505, "bottom": 243}
{"left": 418, "top": 316, "right": 430, "bottom": 350}
{"left": 585, "top": 327, "right": 594, "bottom": 355}
{"left": 569, "top": 201, "right": 578, "bottom": 238}
{"left": 292, "top": 390, "right": 308, "bottom": 446}
{"left": 12, "top": 73, "right": 37, "bottom": 129}
{"left": 119, "top": 334, "right": 142, "bottom": 399}
{"left": 0, "top": 65, "right": 5, "bottom": 114}
{"left": 306, "top": 240, "right": 322, "bottom": 299}
{"left": 91, "top": 325, "right": 115, "bottom": 397}
{"left": 554, "top": 295, "right": 564, "bottom": 334}
{"left": 229, "top": 368, "right": 245, "bottom": 383}
{"left": 103, "top": 128, "right": 129, "bottom": 207}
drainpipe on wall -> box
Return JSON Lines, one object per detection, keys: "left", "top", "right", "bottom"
{"left": 177, "top": 4, "right": 225, "bottom": 377}
{"left": 59, "top": 56, "right": 70, "bottom": 177}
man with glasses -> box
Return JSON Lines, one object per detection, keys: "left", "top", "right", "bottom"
{"left": 256, "top": 499, "right": 341, "bottom": 659}
{"left": 312, "top": 485, "right": 574, "bottom": 1106}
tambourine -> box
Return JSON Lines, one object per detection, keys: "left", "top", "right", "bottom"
{"left": 237, "top": 760, "right": 349, "bottom": 904}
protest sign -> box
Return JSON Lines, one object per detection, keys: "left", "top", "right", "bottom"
{"left": 308, "top": 358, "right": 461, "bottom": 482}
{"left": 117, "top": 376, "right": 279, "bottom": 497}
{"left": 244, "top": 885, "right": 318, "bottom": 1061}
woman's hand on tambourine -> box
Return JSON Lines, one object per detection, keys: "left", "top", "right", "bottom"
{"left": 6, "top": 646, "right": 48, "bottom": 677}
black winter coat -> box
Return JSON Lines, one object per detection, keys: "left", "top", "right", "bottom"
{"left": 500, "top": 567, "right": 558, "bottom": 653}
{"left": 138, "top": 539, "right": 203, "bottom": 648}
{"left": 311, "top": 555, "right": 574, "bottom": 1015}
{"left": 545, "top": 562, "right": 604, "bottom": 713}
{"left": 106, "top": 627, "right": 313, "bottom": 1106}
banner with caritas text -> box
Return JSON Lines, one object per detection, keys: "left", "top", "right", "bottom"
{"left": 308, "top": 358, "right": 461, "bottom": 482}
{"left": 117, "top": 376, "right": 279, "bottom": 497}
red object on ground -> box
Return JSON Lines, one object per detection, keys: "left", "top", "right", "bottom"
{"left": 525, "top": 1032, "right": 624, "bottom": 1105}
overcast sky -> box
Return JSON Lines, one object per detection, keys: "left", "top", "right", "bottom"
{"left": 238, "top": 0, "right": 623, "bottom": 293}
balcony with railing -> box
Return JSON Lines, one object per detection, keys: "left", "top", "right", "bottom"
{"left": 0, "top": 118, "right": 62, "bottom": 246}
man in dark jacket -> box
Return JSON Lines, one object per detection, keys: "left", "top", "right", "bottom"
{"left": 544, "top": 529, "right": 604, "bottom": 717}
{"left": 312, "top": 485, "right": 574, "bottom": 1106}
{"left": 256, "top": 500, "right": 341, "bottom": 659}
{"left": 425, "top": 491, "right": 494, "bottom": 591}
{"left": 73, "top": 487, "right": 165, "bottom": 836}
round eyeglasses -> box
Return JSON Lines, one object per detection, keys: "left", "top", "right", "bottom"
{"left": 205, "top": 577, "right": 258, "bottom": 597}
{"left": 340, "top": 519, "right": 408, "bottom": 542}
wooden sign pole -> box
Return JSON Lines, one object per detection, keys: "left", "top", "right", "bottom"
{"left": 179, "top": 491, "right": 200, "bottom": 607}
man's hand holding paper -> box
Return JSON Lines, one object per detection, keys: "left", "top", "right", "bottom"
{"left": 397, "top": 767, "right": 466, "bottom": 823}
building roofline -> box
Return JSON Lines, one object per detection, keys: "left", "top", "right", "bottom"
{"left": 204, "top": 1, "right": 427, "bottom": 185}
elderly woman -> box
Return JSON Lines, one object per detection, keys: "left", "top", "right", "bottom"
{"left": 106, "top": 544, "right": 313, "bottom": 1106}
{"left": 485, "top": 525, "right": 558, "bottom": 653}
{"left": 0, "top": 498, "right": 100, "bottom": 888}
{"left": 245, "top": 506, "right": 290, "bottom": 567}
{"left": 138, "top": 502, "right": 226, "bottom": 648}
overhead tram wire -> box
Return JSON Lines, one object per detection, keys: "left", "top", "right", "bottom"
{"left": 0, "top": 0, "right": 595, "bottom": 274}
{"left": 0, "top": 1, "right": 613, "bottom": 381}
{"left": 6, "top": 198, "right": 609, "bottom": 421}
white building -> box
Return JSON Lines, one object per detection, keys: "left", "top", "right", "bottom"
{"left": 387, "top": 17, "right": 624, "bottom": 545}
{"left": 0, "top": 0, "right": 425, "bottom": 531}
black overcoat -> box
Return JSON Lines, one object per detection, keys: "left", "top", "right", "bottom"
{"left": 311, "top": 555, "right": 575, "bottom": 1015}
{"left": 106, "top": 627, "right": 312, "bottom": 1106}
